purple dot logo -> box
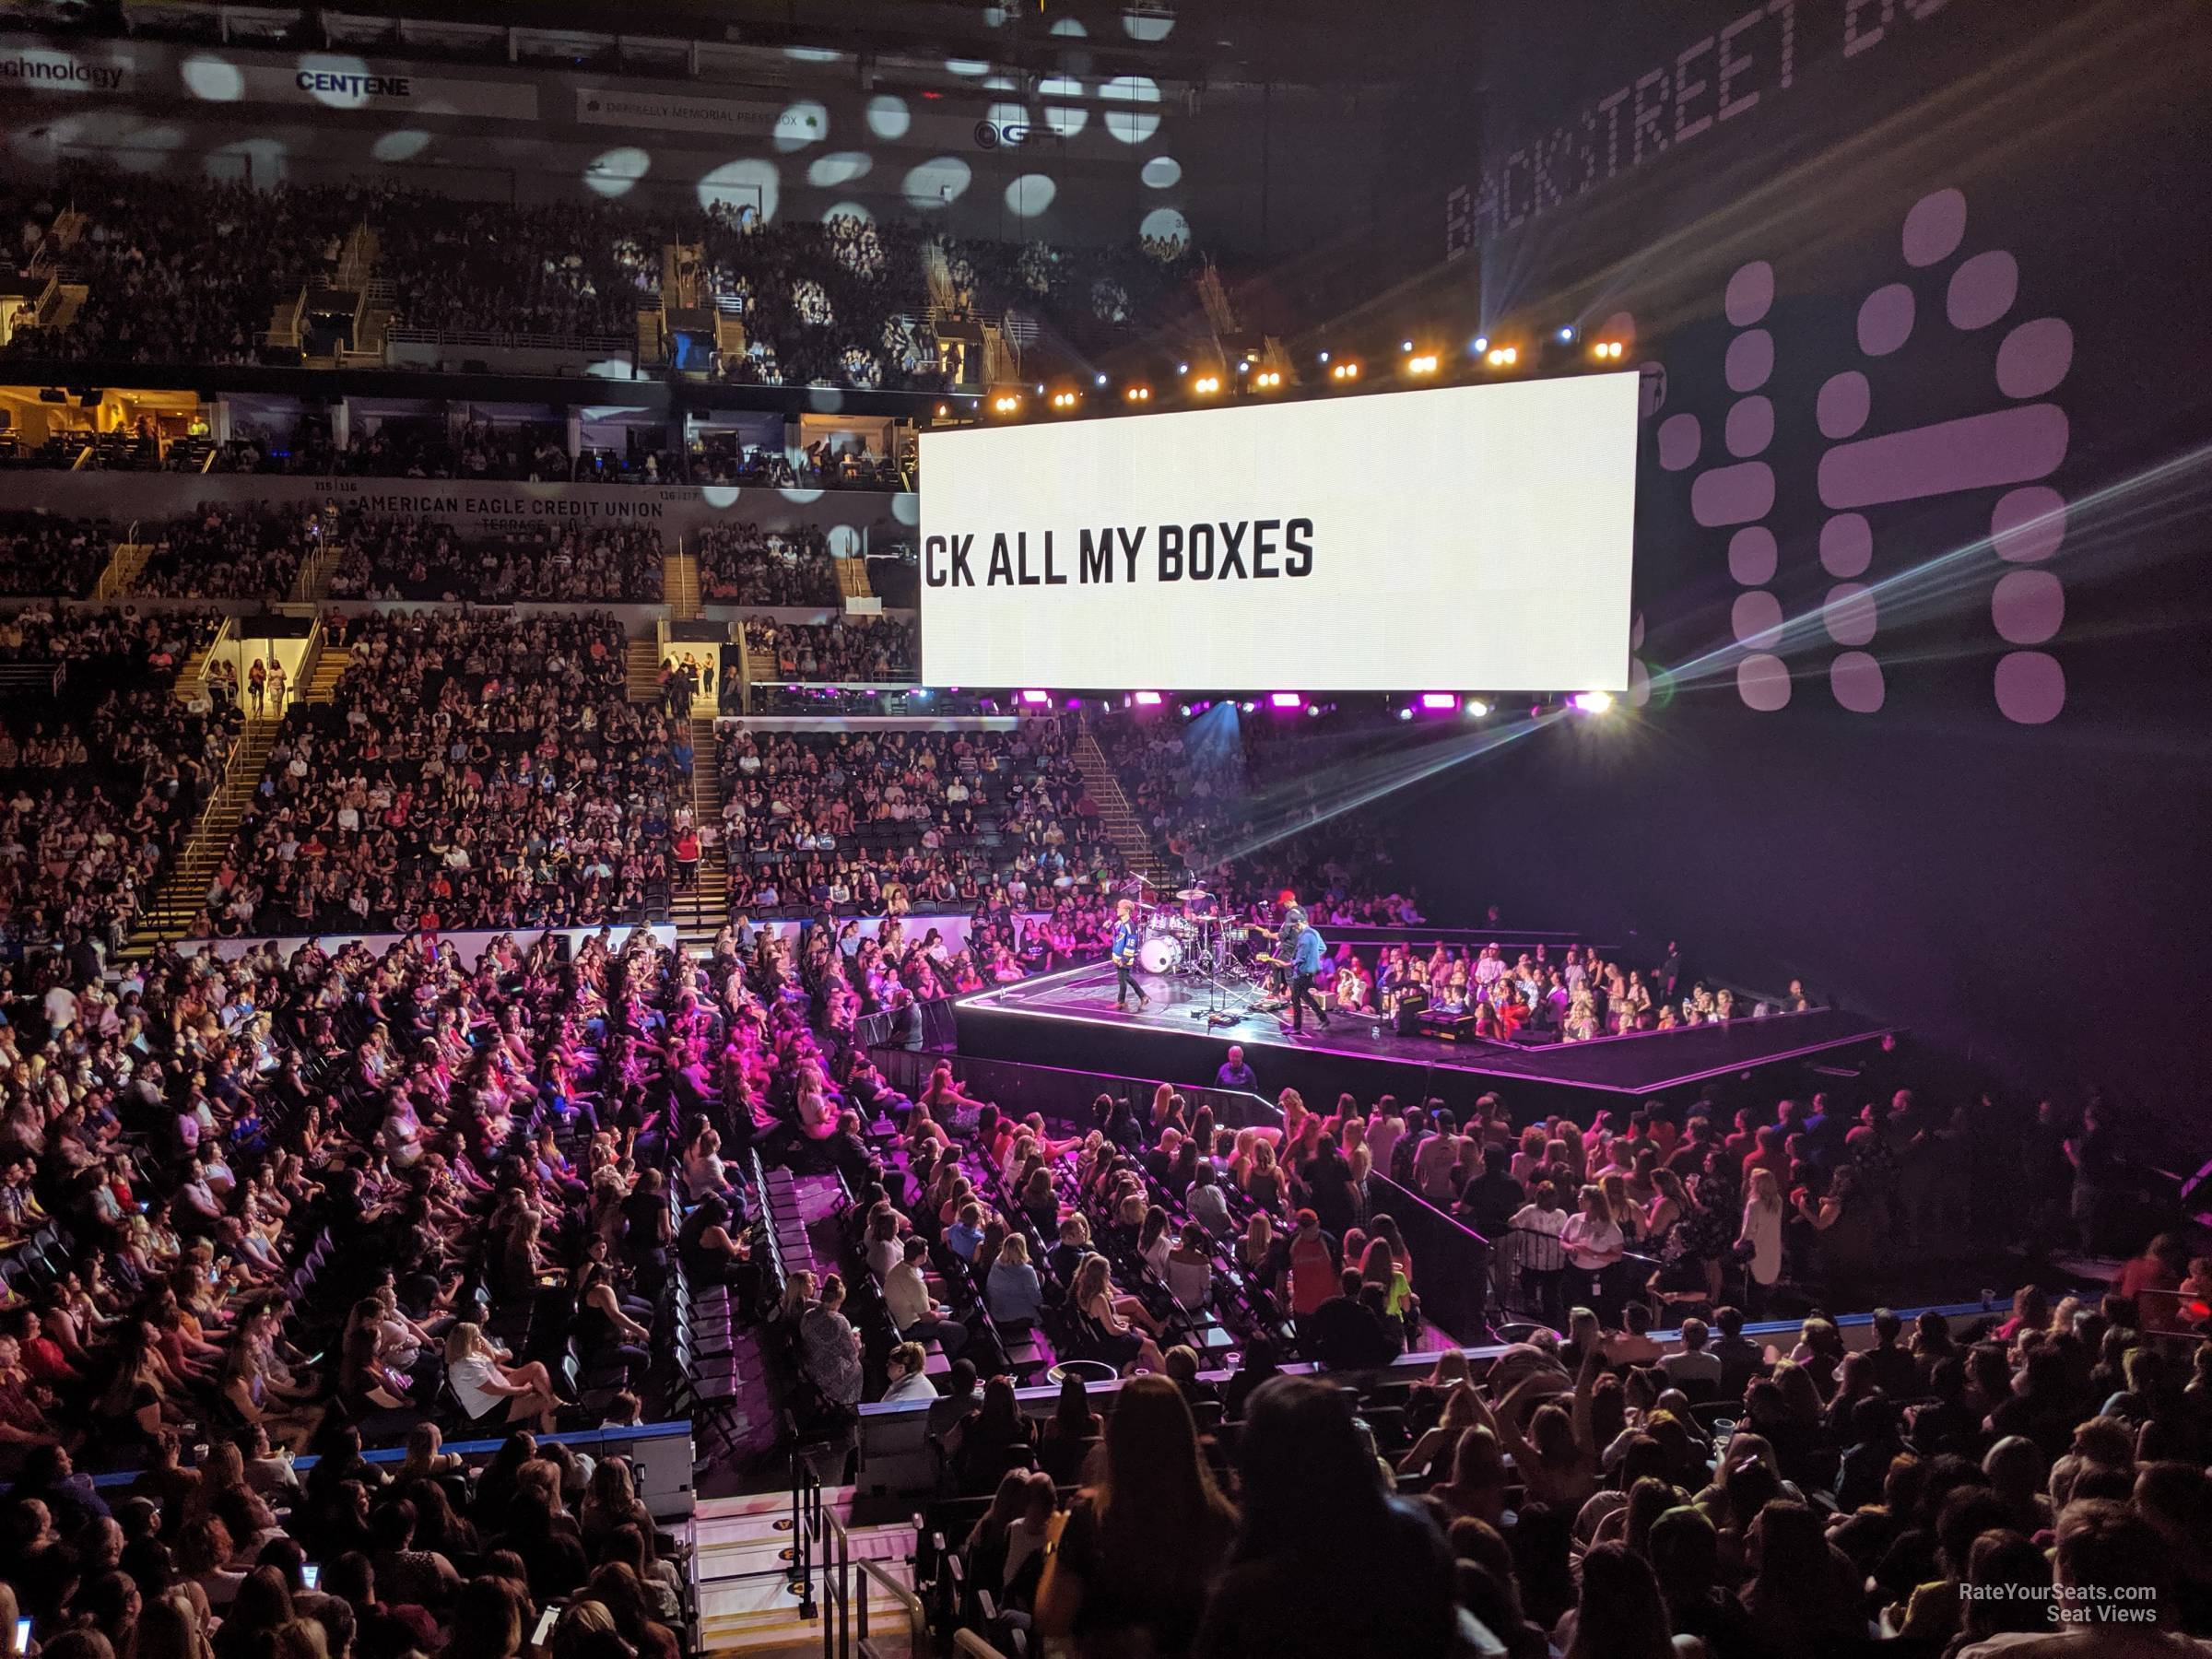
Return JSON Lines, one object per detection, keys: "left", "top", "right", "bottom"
{"left": 1690, "top": 187, "right": 2071, "bottom": 721}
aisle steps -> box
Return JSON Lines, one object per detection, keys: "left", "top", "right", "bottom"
{"left": 1073, "top": 732, "right": 1175, "bottom": 888}
{"left": 305, "top": 646, "right": 352, "bottom": 702}
{"left": 666, "top": 549, "right": 701, "bottom": 619}
{"left": 628, "top": 639, "right": 664, "bottom": 703}
{"left": 691, "top": 1490, "right": 918, "bottom": 1658}
{"left": 124, "top": 717, "right": 277, "bottom": 950}
{"left": 677, "top": 714, "right": 728, "bottom": 951}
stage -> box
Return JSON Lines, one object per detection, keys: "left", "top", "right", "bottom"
{"left": 951, "top": 959, "right": 1902, "bottom": 1117}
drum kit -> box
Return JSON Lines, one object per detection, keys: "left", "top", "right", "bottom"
{"left": 1122, "top": 877, "right": 1282, "bottom": 1026}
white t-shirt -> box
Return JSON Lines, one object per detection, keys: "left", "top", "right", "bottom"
{"left": 447, "top": 1353, "right": 504, "bottom": 1418}
{"left": 1560, "top": 1214, "right": 1624, "bottom": 1274}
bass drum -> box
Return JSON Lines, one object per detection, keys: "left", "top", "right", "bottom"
{"left": 1137, "top": 933, "right": 1182, "bottom": 974}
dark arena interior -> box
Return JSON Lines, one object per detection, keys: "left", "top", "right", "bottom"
{"left": 0, "top": 0, "right": 2209, "bottom": 1654}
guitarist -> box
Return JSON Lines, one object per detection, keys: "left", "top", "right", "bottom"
{"left": 1112, "top": 898, "right": 1150, "bottom": 1012}
{"left": 1277, "top": 912, "right": 1332, "bottom": 1035}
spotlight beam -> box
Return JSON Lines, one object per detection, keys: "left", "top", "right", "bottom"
{"left": 1661, "top": 439, "right": 2212, "bottom": 688}
{"left": 1200, "top": 713, "right": 1552, "bottom": 869}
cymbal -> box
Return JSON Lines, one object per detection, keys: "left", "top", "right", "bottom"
{"left": 1174, "top": 887, "right": 1210, "bottom": 900}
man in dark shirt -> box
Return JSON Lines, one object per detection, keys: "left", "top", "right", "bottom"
{"left": 1863, "top": 1308, "right": 1920, "bottom": 1400}
{"left": 1213, "top": 1045, "right": 1258, "bottom": 1093}
{"left": 1300, "top": 1138, "right": 1358, "bottom": 1240}
{"left": 1668, "top": 1114, "right": 1718, "bottom": 1174}
{"left": 1458, "top": 1144, "right": 1524, "bottom": 1240}
{"left": 1709, "top": 1305, "right": 1765, "bottom": 1399}
{"left": 1307, "top": 1270, "right": 1399, "bottom": 1369}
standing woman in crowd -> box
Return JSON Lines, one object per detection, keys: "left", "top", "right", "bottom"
{"left": 1738, "top": 1169, "right": 1787, "bottom": 1316}
{"left": 1037, "top": 1375, "right": 1237, "bottom": 1659}
{"left": 1560, "top": 1185, "right": 1628, "bottom": 1325}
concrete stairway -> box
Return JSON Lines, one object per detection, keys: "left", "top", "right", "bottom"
{"left": 677, "top": 716, "right": 728, "bottom": 952}
{"left": 666, "top": 547, "right": 701, "bottom": 619}
{"left": 288, "top": 544, "right": 338, "bottom": 605}
{"left": 690, "top": 1489, "right": 918, "bottom": 1658}
{"left": 125, "top": 718, "right": 277, "bottom": 950}
{"left": 305, "top": 645, "right": 352, "bottom": 702}
{"left": 745, "top": 634, "right": 776, "bottom": 684}
{"left": 173, "top": 635, "right": 218, "bottom": 703}
{"left": 628, "top": 639, "right": 665, "bottom": 704}
{"left": 1073, "top": 731, "right": 1175, "bottom": 889}
{"left": 833, "top": 557, "right": 873, "bottom": 600}
{"left": 92, "top": 541, "right": 152, "bottom": 602}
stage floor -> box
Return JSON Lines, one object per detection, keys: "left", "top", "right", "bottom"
{"left": 953, "top": 960, "right": 1901, "bottom": 1111}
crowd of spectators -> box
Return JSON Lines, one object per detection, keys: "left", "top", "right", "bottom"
{"left": 906, "top": 1287, "right": 2212, "bottom": 1659}
{"left": 0, "top": 516, "right": 116, "bottom": 601}
{"left": 134, "top": 508, "right": 324, "bottom": 603}
{"left": 194, "top": 612, "right": 681, "bottom": 935}
{"left": 0, "top": 607, "right": 235, "bottom": 955}
{"left": 1301, "top": 939, "right": 1780, "bottom": 1041}
{"left": 0, "top": 608, "right": 223, "bottom": 674}
{"left": 196, "top": 425, "right": 904, "bottom": 492}
{"left": 713, "top": 720, "right": 1117, "bottom": 918}
{"left": 2, "top": 166, "right": 1194, "bottom": 393}
{"left": 325, "top": 520, "right": 664, "bottom": 605}
{"left": 373, "top": 197, "right": 655, "bottom": 341}
{"left": 213, "top": 421, "right": 584, "bottom": 486}
{"left": 787, "top": 1036, "right": 2211, "bottom": 1659}
{"left": 740, "top": 614, "right": 914, "bottom": 684}
{"left": 1, "top": 171, "right": 359, "bottom": 365}
{"left": 692, "top": 525, "right": 838, "bottom": 607}
{"left": 0, "top": 917, "right": 776, "bottom": 1659}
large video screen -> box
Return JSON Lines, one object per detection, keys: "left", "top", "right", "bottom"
{"left": 918, "top": 373, "right": 1639, "bottom": 692}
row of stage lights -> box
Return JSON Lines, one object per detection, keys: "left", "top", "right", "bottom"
{"left": 1009, "top": 690, "right": 1615, "bottom": 719}
{"left": 955, "top": 327, "right": 1630, "bottom": 423}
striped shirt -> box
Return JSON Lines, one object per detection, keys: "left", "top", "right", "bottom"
{"left": 1509, "top": 1203, "right": 1570, "bottom": 1272}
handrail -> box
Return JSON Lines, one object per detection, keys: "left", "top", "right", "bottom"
{"left": 952, "top": 1632, "right": 1013, "bottom": 1659}
{"left": 788, "top": 1460, "right": 929, "bottom": 1659}
{"left": 386, "top": 324, "right": 632, "bottom": 352}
